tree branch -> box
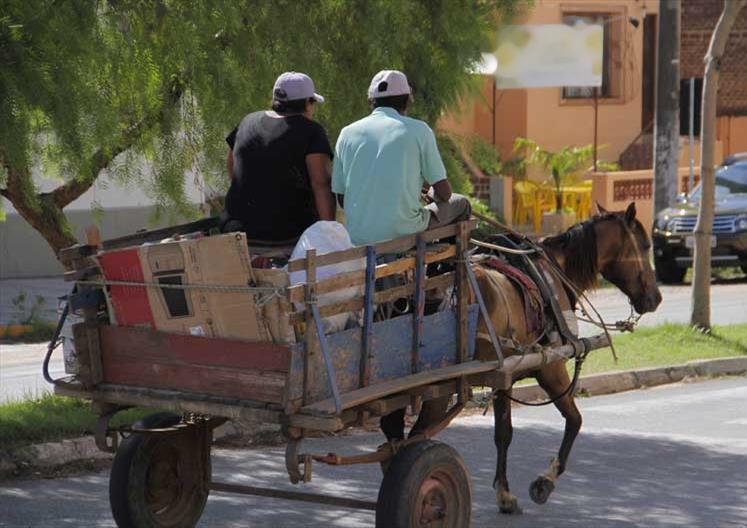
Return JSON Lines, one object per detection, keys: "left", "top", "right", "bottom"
{"left": 50, "top": 89, "right": 184, "bottom": 209}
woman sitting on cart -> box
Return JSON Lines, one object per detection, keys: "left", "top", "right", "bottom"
{"left": 221, "top": 71, "right": 336, "bottom": 242}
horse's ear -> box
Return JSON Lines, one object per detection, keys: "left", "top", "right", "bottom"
{"left": 624, "top": 202, "right": 637, "bottom": 224}
{"left": 595, "top": 201, "right": 608, "bottom": 215}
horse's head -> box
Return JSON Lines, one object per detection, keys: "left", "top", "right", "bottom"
{"left": 595, "top": 202, "right": 662, "bottom": 314}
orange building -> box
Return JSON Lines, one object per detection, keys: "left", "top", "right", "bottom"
{"left": 441, "top": 0, "right": 747, "bottom": 172}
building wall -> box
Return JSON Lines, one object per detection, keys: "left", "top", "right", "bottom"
{"left": 521, "top": 0, "right": 657, "bottom": 165}
{"left": 681, "top": 0, "right": 747, "bottom": 116}
{"left": 439, "top": 0, "right": 660, "bottom": 168}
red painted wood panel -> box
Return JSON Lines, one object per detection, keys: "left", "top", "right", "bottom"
{"left": 101, "top": 355, "right": 285, "bottom": 403}
{"left": 100, "top": 326, "right": 290, "bottom": 372}
{"left": 98, "top": 249, "right": 156, "bottom": 328}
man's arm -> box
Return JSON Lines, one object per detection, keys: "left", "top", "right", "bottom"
{"left": 431, "top": 179, "right": 452, "bottom": 203}
{"left": 307, "top": 153, "right": 336, "bottom": 220}
{"left": 227, "top": 148, "right": 234, "bottom": 179}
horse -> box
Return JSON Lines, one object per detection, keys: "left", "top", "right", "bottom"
{"left": 473, "top": 201, "right": 662, "bottom": 514}
{"left": 380, "top": 201, "right": 663, "bottom": 515}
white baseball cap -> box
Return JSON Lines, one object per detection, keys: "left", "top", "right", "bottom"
{"left": 273, "top": 72, "right": 325, "bottom": 103}
{"left": 367, "top": 70, "right": 411, "bottom": 99}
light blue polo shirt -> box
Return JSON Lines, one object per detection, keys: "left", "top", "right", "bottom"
{"left": 332, "top": 107, "right": 447, "bottom": 245}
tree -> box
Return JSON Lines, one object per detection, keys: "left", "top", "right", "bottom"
{"left": 1, "top": 0, "right": 527, "bottom": 257}
{"left": 652, "top": 0, "right": 680, "bottom": 221}
{"left": 513, "top": 138, "right": 594, "bottom": 212}
{"left": 690, "top": 0, "right": 747, "bottom": 330}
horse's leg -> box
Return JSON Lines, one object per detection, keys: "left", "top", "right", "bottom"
{"left": 409, "top": 396, "right": 450, "bottom": 436}
{"left": 493, "top": 390, "right": 522, "bottom": 514}
{"left": 529, "top": 364, "right": 583, "bottom": 505}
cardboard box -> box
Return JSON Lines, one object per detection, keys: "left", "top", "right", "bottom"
{"left": 98, "top": 232, "right": 295, "bottom": 344}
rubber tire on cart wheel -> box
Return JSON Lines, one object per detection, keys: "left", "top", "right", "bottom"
{"left": 376, "top": 440, "right": 471, "bottom": 528}
{"left": 109, "top": 412, "right": 211, "bottom": 528}
{"left": 655, "top": 257, "right": 686, "bottom": 284}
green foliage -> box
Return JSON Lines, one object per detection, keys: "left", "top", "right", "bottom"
{"left": 1, "top": 0, "right": 528, "bottom": 252}
{"left": 596, "top": 160, "right": 620, "bottom": 172}
{"left": 437, "top": 133, "right": 473, "bottom": 196}
{"left": 467, "top": 135, "right": 502, "bottom": 175}
{"left": 514, "top": 137, "right": 595, "bottom": 211}
{"left": 0, "top": 394, "right": 156, "bottom": 450}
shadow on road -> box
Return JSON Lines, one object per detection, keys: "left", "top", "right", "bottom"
{"left": 1, "top": 419, "right": 745, "bottom": 527}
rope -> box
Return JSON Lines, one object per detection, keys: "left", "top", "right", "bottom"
{"left": 76, "top": 279, "right": 285, "bottom": 307}
{"left": 470, "top": 238, "right": 540, "bottom": 256}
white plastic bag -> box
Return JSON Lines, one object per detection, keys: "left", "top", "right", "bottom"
{"left": 287, "top": 221, "right": 365, "bottom": 333}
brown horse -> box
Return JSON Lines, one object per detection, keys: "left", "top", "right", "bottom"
{"left": 472, "top": 201, "right": 662, "bottom": 514}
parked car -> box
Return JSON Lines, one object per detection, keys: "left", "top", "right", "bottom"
{"left": 652, "top": 155, "right": 747, "bottom": 284}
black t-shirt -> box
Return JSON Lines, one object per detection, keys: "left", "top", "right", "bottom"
{"left": 223, "top": 111, "right": 332, "bottom": 241}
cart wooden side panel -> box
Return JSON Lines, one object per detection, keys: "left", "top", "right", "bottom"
{"left": 98, "top": 326, "right": 291, "bottom": 404}
{"left": 287, "top": 305, "right": 478, "bottom": 409}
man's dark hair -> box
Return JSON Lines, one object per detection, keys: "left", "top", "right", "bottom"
{"left": 272, "top": 97, "right": 313, "bottom": 115}
{"left": 372, "top": 94, "right": 409, "bottom": 113}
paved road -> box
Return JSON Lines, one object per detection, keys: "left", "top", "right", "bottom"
{"left": 0, "top": 343, "right": 64, "bottom": 402}
{"left": 578, "top": 279, "right": 747, "bottom": 335}
{"left": 1, "top": 377, "right": 745, "bottom": 527}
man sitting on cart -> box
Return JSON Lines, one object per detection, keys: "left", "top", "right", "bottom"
{"left": 221, "top": 71, "right": 336, "bottom": 242}
{"left": 332, "top": 70, "right": 470, "bottom": 442}
{"left": 331, "top": 69, "right": 470, "bottom": 247}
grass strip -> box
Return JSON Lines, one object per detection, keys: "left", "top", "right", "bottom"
{"left": 581, "top": 323, "right": 747, "bottom": 375}
{"left": 0, "top": 393, "right": 155, "bottom": 451}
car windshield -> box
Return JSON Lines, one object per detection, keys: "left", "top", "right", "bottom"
{"left": 690, "top": 163, "right": 747, "bottom": 200}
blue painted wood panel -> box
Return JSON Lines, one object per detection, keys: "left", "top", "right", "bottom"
{"left": 287, "top": 305, "right": 478, "bottom": 405}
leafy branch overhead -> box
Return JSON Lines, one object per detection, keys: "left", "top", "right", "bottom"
{"left": 1, "top": 0, "right": 528, "bottom": 255}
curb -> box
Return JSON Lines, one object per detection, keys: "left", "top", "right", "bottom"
{"left": 0, "top": 436, "right": 112, "bottom": 475}
{"left": 2, "top": 356, "right": 745, "bottom": 475}
{"left": 505, "top": 356, "right": 747, "bottom": 403}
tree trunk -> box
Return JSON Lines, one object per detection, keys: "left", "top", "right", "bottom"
{"left": 690, "top": 0, "right": 746, "bottom": 330}
{"left": 652, "top": 0, "right": 680, "bottom": 221}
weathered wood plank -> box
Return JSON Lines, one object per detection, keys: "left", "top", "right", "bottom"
{"left": 301, "top": 359, "right": 496, "bottom": 416}
{"left": 286, "top": 221, "right": 474, "bottom": 273}
{"left": 102, "top": 217, "right": 220, "bottom": 251}
{"left": 286, "top": 244, "right": 457, "bottom": 304}
{"left": 288, "top": 272, "right": 455, "bottom": 324}
{"left": 54, "top": 382, "right": 284, "bottom": 424}
{"left": 288, "top": 305, "right": 478, "bottom": 405}
{"left": 99, "top": 326, "right": 291, "bottom": 372}
{"left": 101, "top": 354, "right": 286, "bottom": 403}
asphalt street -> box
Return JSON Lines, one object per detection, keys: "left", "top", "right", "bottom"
{"left": 1, "top": 377, "right": 745, "bottom": 527}
{"left": 0, "top": 343, "right": 64, "bottom": 402}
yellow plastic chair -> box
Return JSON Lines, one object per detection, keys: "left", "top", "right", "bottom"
{"left": 513, "top": 181, "right": 538, "bottom": 228}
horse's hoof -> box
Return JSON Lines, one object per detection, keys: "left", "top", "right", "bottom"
{"left": 497, "top": 491, "right": 523, "bottom": 515}
{"left": 529, "top": 475, "right": 555, "bottom": 504}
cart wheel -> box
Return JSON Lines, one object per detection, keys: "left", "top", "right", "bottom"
{"left": 109, "top": 412, "right": 211, "bottom": 528}
{"left": 376, "top": 440, "right": 471, "bottom": 528}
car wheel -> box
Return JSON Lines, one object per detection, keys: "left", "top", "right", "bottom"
{"left": 655, "top": 257, "right": 686, "bottom": 284}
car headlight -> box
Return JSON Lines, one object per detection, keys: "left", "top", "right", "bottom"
{"left": 736, "top": 216, "right": 747, "bottom": 231}
{"left": 655, "top": 216, "right": 669, "bottom": 231}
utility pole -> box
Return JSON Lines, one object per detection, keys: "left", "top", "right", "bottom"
{"left": 652, "top": 0, "right": 681, "bottom": 221}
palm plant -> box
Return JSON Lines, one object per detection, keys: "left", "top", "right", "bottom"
{"left": 513, "top": 138, "right": 595, "bottom": 212}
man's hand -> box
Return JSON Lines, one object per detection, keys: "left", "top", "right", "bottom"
{"left": 431, "top": 179, "right": 452, "bottom": 203}
{"left": 307, "top": 153, "right": 336, "bottom": 221}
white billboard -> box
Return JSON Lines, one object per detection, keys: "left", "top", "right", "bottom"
{"left": 491, "top": 23, "right": 604, "bottom": 89}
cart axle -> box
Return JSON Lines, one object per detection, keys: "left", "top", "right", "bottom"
{"left": 210, "top": 481, "right": 377, "bottom": 511}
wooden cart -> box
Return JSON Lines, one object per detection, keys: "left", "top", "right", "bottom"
{"left": 51, "top": 219, "right": 609, "bottom": 528}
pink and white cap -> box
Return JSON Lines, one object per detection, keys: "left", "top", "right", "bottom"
{"left": 273, "top": 72, "right": 325, "bottom": 103}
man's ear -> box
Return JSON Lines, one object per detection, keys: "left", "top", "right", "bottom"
{"left": 624, "top": 202, "right": 637, "bottom": 225}
{"left": 595, "top": 201, "right": 608, "bottom": 215}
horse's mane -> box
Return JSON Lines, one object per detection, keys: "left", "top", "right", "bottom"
{"left": 540, "top": 215, "right": 611, "bottom": 292}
